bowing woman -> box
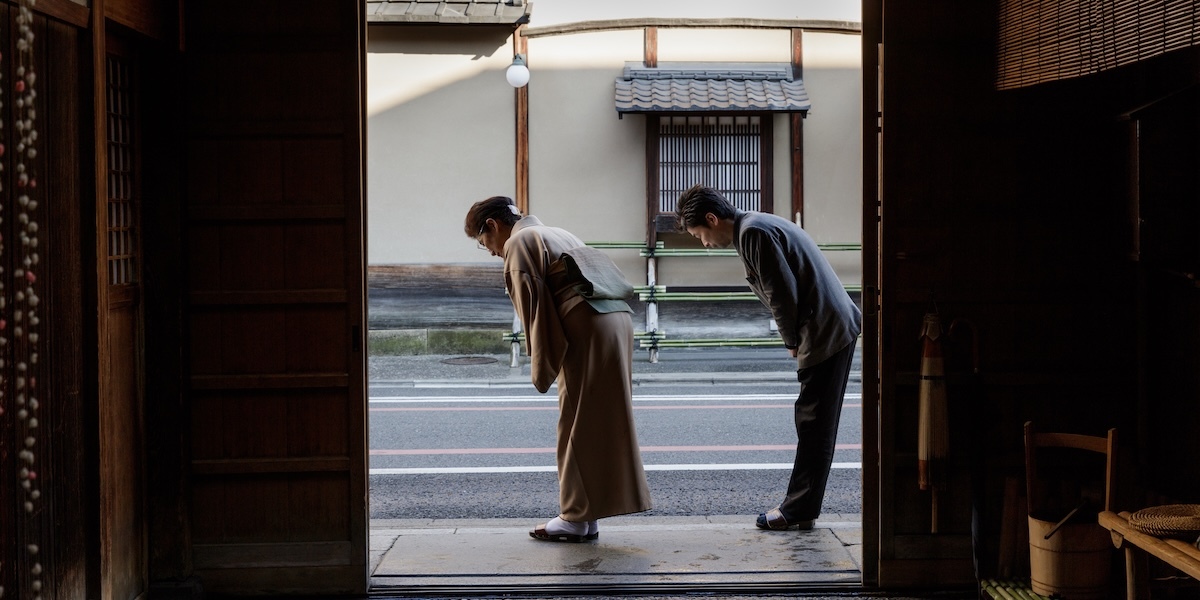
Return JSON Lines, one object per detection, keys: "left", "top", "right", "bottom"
{"left": 464, "top": 195, "right": 652, "bottom": 542}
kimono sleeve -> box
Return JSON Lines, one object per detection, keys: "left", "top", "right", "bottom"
{"left": 505, "top": 259, "right": 567, "bottom": 394}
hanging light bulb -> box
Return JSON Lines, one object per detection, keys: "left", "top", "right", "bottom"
{"left": 506, "top": 54, "right": 530, "bottom": 88}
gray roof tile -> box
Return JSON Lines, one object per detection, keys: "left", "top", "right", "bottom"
{"left": 614, "top": 62, "right": 810, "bottom": 114}
{"left": 367, "top": 0, "right": 530, "bottom": 25}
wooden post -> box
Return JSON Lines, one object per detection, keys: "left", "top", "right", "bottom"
{"left": 644, "top": 26, "right": 657, "bottom": 68}
{"left": 514, "top": 25, "right": 529, "bottom": 214}
{"left": 790, "top": 28, "right": 805, "bottom": 224}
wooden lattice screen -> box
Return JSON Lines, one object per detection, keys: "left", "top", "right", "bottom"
{"left": 657, "top": 115, "right": 765, "bottom": 214}
{"left": 106, "top": 55, "right": 138, "bottom": 286}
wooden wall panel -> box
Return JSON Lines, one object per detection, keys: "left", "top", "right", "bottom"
{"left": 190, "top": 391, "right": 350, "bottom": 460}
{"left": 106, "top": 0, "right": 177, "bottom": 44}
{"left": 190, "top": 476, "right": 352, "bottom": 545}
{"left": 1133, "top": 87, "right": 1200, "bottom": 501}
{"left": 183, "top": 0, "right": 367, "bottom": 593}
{"left": 0, "top": 9, "right": 95, "bottom": 600}
{"left": 877, "top": 0, "right": 1121, "bottom": 586}
{"left": 873, "top": 0, "right": 1200, "bottom": 589}
{"left": 43, "top": 16, "right": 92, "bottom": 600}
{"left": 100, "top": 309, "right": 146, "bottom": 599}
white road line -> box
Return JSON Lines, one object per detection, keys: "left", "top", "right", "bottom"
{"left": 369, "top": 462, "right": 862, "bottom": 475}
{"left": 369, "top": 393, "right": 863, "bottom": 403}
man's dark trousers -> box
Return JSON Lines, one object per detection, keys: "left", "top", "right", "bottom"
{"left": 779, "top": 338, "right": 858, "bottom": 521}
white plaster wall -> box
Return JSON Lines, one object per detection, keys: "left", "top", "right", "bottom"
{"left": 525, "top": 30, "right": 650, "bottom": 282}
{"left": 656, "top": 28, "right": 791, "bottom": 62}
{"left": 365, "top": 16, "right": 863, "bottom": 289}
{"left": 367, "top": 26, "right": 518, "bottom": 265}
{"left": 801, "top": 31, "right": 862, "bottom": 284}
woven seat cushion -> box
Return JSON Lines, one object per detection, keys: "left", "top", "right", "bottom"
{"left": 1129, "top": 504, "right": 1200, "bottom": 539}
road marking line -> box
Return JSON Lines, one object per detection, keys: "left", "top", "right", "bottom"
{"left": 369, "top": 462, "right": 862, "bottom": 475}
{"left": 368, "top": 393, "right": 864, "bottom": 403}
{"left": 370, "top": 444, "right": 862, "bottom": 455}
{"left": 405, "top": 373, "right": 866, "bottom": 390}
{"left": 370, "top": 403, "right": 863, "bottom": 412}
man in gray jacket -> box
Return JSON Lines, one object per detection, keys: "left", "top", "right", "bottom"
{"left": 676, "top": 184, "right": 861, "bottom": 530}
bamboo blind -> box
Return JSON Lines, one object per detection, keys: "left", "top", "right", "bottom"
{"left": 996, "top": 0, "right": 1200, "bottom": 90}
{"left": 658, "top": 115, "right": 763, "bottom": 214}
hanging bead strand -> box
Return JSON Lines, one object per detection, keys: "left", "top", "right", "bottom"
{"left": 14, "top": 0, "right": 41, "bottom": 598}
{"left": 0, "top": 3, "right": 8, "bottom": 598}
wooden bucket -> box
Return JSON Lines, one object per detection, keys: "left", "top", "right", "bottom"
{"left": 1028, "top": 516, "right": 1112, "bottom": 599}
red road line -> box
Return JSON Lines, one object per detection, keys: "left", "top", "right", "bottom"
{"left": 370, "top": 443, "right": 862, "bottom": 455}
{"left": 371, "top": 403, "right": 863, "bottom": 412}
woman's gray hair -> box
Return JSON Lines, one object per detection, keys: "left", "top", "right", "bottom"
{"left": 464, "top": 196, "right": 522, "bottom": 237}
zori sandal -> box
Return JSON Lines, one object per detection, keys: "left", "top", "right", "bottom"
{"left": 756, "top": 508, "right": 814, "bottom": 531}
{"left": 530, "top": 516, "right": 593, "bottom": 543}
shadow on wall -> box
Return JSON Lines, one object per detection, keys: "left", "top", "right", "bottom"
{"left": 369, "top": 24, "right": 511, "bottom": 58}
{"left": 367, "top": 29, "right": 862, "bottom": 269}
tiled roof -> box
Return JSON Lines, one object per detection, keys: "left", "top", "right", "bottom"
{"left": 614, "top": 62, "right": 811, "bottom": 114}
{"left": 367, "top": 0, "right": 531, "bottom": 25}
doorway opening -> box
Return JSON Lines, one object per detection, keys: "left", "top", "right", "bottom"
{"left": 361, "top": 9, "right": 866, "bottom": 595}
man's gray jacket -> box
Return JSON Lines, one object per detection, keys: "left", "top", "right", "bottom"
{"left": 732, "top": 210, "right": 862, "bottom": 369}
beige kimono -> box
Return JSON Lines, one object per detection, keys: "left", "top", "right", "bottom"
{"left": 503, "top": 216, "right": 652, "bottom": 521}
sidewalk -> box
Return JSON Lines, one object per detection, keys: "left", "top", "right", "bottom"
{"left": 369, "top": 514, "right": 864, "bottom": 594}
{"left": 369, "top": 346, "right": 818, "bottom": 386}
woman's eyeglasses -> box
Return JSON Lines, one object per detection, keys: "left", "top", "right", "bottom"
{"left": 475, "top": 222, "right": 487, "bottom": 251}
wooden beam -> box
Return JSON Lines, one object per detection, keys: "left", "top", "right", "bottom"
{"left": 106, "top": 0, "right": 178, "bottom": 43}
{"left": 790, "top": 28, "right": 804, "bottom": 224}
{"left": 761, "top": 113, "right": 774, "bottom": 215}
{"left": 523, "top": 18, "right": 862, "bottom": 38}
{"left": 861, "top": 0, "right": 882, "bottom": 587}
{"left": 644, "top": 26, "right": 657, "bottom": 68}
{"left": 514, "top": 25, "right": 529, "bottom": 214}
{"left": 33, "top": 0, "right": 89, "bottom": 27}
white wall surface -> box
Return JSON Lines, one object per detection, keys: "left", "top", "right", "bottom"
{"left": 367, "top": 26, "right": 518, "bottom": 264}
{"left": 801, "top": 31, "right": 862, "bottom": 284}
{"left": 366, "top": 6, "right": 863, "bottom": 289}
{"left": 526, "top": 30, "right": 649, "bottom": 281}
{"left": 656, "top": 28, "right": 791, "bottom": 62}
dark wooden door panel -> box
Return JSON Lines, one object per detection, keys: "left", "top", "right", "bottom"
{"left": 183, "top": 0, "right": 367, "bottom": 593}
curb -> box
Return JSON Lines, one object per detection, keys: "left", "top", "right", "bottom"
{"left": 370, "top": 370, "right": 863, "bottom": 388}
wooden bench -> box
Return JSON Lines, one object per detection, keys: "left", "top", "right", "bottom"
{"left": 1098, "top": 510, "right": 1200, "bottom": 600}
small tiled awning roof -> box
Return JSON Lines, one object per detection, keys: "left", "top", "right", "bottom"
{"left": 367, "top": 0, "right": 531, "bottom": 25}
{"left": 615, "top": 62, "right": 810, "bottom": 115}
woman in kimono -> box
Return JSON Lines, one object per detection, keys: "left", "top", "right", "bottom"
{"left": 464, "top": 196, "right": 652, "bottom": 542}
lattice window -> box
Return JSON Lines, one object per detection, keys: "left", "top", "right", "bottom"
{"left": 657, "top": 115, "right": 769, "bottom": 215}
{"left": 106, "top": 55, "right": 138, "bottom": 286}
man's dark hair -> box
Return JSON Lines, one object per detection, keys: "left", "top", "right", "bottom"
{"left": 675, "top": 184, "right": 737, "bottom": 230}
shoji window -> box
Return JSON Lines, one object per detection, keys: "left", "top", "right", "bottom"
{"left": 656, "top": 115, "right": 773, "bottom": 216}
